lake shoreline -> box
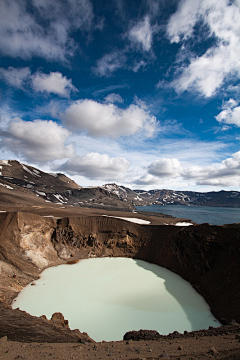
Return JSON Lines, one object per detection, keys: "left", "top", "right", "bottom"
{"left": 136, "top": 204, "right": 240, "bottom": 225}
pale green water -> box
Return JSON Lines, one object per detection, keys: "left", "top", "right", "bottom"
{"left": 12, "top": 258, "right": 220, "bottom": 341}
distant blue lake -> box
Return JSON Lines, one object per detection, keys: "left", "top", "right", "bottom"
{"left": 136, "top": 205, "right": 240, "bottom": 225}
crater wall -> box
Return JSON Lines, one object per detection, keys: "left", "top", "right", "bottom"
{"left": 0, "top": 212, "right": 239, "bottom": 342}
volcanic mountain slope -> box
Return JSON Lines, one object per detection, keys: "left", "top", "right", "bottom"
{"left": 0, "top": 160, "right": 134, "bottom": 211}
{"left": 102, "top": 183, "right": 240, "bottom": 207}
{"left": 1, "top": 160, "right": 240, "bottom": 210}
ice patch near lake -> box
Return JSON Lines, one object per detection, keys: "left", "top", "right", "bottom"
{"left": 103, "top": 215, "right": 151, "bottom": 224}
{"left": 175, "top": 222, "right": 193, "bottom": 226}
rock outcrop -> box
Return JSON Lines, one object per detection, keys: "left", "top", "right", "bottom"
{"left": 123, "top": 329, "right": 161, "bottom": 341}
{"left": 0, "top": 306, "right": 93, "bottom": 343}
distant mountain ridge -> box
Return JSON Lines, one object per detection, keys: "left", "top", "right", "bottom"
{"left": 102, "top": 184, "right": 240, "bottom": 208}
{"left": 0, "top": 160, "right": 240, "bottom": 209}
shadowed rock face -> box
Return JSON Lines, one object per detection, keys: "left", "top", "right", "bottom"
{"left": 0, "top": 211, "right": 240, "bottom": 343}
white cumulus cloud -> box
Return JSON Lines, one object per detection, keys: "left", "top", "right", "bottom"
{"left": 2, "top": 118, "right": 74, "bottom": 162}
{"left": 0, "top": 67, "right": 77, "bottom": 97}
{"left": 59, "top": 152, "right": 130, "bottom": 180}
{"left": 31, "top": 72, "right": 77, "bottom": 97}
{"left": 215, "top": 99, "right": 240, "bottom": 127}
{"left": 134, "top": 173, "right": 159, "bottom": 186}
{"left": 148, "top": 158, "right": 182, "bottom": 177}
{"left": 167, "top": 0, "right": 240, "bottom": 97}
{"left": 61, "top": 98, "right": 157, "bottom": 138}
{"left": 134, "top": 158, "right": 182, "bottom": 186}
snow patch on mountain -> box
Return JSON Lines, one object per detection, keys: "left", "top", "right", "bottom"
{"left": 36, "top": 190, "right": 46, "bottom": 196}
{"left": 20, "top": 163, "right": 41, "bottom": 178}
{"left": 0, "top": 183, "right": 14, "bottom": 190}
{"left": 0, "top": 160, "right": 11, "bottom": 166}
{"left": 53, "top": 194, "right": 66, "bottom": 203}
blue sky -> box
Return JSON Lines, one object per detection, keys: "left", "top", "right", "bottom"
{"left": 1, "top": 0, "right": 240, "bottom": 191}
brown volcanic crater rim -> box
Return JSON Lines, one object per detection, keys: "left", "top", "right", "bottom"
{"left": 0, "top": 211, "right": 240, "bottom": 347}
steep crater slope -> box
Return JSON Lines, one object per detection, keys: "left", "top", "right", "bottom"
{"left": 0, "top": 212, "right": 240, "bottom": 343}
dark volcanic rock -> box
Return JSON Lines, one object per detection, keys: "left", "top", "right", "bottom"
{"left": 123, "top": 329, "right": 161, "bottom": 341}
{"left": 0, "top": 304, "right": 93, "bottom": 343}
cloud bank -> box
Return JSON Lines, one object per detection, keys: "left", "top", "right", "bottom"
{"left": 59, "top": 153, "right": 130, "bottom": 181}
{"left": 182, "top": 151, "right": 240, "bottom": 186}
{"left": 2, "top": 118, "right": 74, "bottom": 163}
{"left": 136, "top": 151, "right": 240, "bottom": 187}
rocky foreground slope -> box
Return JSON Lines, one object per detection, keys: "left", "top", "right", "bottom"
{"left": 0, "top": 211, "right": 239, "bottom": 347}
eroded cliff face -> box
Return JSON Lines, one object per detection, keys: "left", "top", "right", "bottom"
{"left": 51, "top": 216, "right": 153, "bottom": 260}
{"left": 0, "top": 211, "right": 240, "bottom": 343}
{"left": 0, "top": 212, "right": 64, "bottom": 304}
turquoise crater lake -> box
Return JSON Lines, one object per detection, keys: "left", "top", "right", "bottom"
{"left": 12, "top": 258, "right": 220, "bottom": 342}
